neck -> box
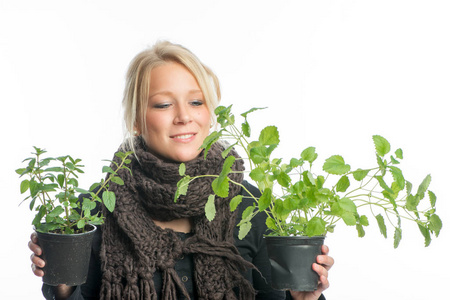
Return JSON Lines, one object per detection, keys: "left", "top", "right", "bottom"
{"left": 152, "top": 218, "right": 192, "bottom": 233}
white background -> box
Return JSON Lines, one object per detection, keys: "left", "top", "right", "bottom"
{"left": 1, "top": 1, "right": 449, "bottom": 299}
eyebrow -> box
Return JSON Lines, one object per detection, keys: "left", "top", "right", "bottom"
{"left": 149, "top": 89, "right": 203, "bottom": 99}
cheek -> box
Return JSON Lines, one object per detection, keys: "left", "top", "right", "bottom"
{"left": 145, "top": 112, "right": 166, "bottom": 133}
{"left": 198, "top": 109, "right": 211, "bottom": 131}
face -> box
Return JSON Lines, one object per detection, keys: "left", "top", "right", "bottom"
{"left": 142, "top": 62, "right": 211, "bottom": 162}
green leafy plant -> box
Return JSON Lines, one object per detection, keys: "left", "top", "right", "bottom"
{"left": 16, "top": 147, "right": 133, "bottom": 234}
{"left": 176, "top": 106, "right": 442, "bottom": 248}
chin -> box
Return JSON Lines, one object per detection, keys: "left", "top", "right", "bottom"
{"left": 172, "top": 151, "right": 202, "bottom": 163}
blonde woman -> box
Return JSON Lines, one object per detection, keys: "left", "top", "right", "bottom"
{"left": 29, "top": 41, "right": 333, "bottom": 300}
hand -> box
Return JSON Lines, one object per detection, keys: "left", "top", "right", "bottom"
{"left": 289, "top": 244, "right": 334, "bottom": 300}
{"left": 29, "top": 233, "right": 75, "bottom": 299}
{"left": 29, "top": 232, "right": 45, "bottom": 277}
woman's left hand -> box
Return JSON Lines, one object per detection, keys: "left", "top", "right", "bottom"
{"left": 289, "top": 245, "right": 334, "bottom": 300}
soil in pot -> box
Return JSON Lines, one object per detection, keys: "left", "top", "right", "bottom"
{"left": 265, "top": 235, "right": 325, "bottom": 292}
{"left": 36, "top": 224, "right": 97, "bottom": 286}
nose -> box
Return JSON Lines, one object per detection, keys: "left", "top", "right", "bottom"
{"left": 173, "top": 105, "right": 192, "bottom": 125}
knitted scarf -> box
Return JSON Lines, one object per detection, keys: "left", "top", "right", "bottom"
{"left": 100, "top": 137, "right": 255, "bottom": 300}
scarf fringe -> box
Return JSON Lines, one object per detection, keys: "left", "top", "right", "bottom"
{"left": 101, "top": 278, "right": 158, "bottom": 300}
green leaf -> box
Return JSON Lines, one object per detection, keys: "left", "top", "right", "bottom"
{"left": 406, "top": 194, "right": 419, "bottom": 211}
{"left": 305, "top": 217, "right": 326, "bottom": 237}
{"left": 373, "top": 135, "right": 391, "bottom": 157}
{"left": 323, "top": 155, "right": 351, "bottom": 175}
{"left": 390, "top": 155, "right": 400, "bottom": 165}
{"left": 241, "top": 206, "right": 255, "bottom": 222}
{"left": 376, "top": 155, "right": 386, "bottom": 176}
{"left": 230, "top": 195, "right": 243, "bottom": 212}
{"left": 45, "top": 167, "right": 64, "bottom": 172}
{"left": 394, "top": 227, "right": 402, "bottom": 248}
{"left": 82, "top": 197, "right": 96, "bottom": 211}
{"left": 258, "top": 188, "right": 272, "bottom": 211}
{"left": 259, "top": 126, "right": 280, "bottom": 146}
{"left": 375, "top": 176, "right": 394, "bottom": 194}
{"left": 353, "top": 169, "right": 370, "bottom": 181}
{"left": 67, "top": 178, "right": 79, "bottom": 187}
{"left": 301, "top": 147, "right": 317, "bottom": 164}
{"left": 212, "top": 176, "right": 230, "bottom": 198}
{"left": 240, "top": 107, "right": 266, "bottom": 118}
{"left": 249, "top": 167, "right": 266, "bottom": 182}
{"left": 179, "top": 163, "right": 186, "bottom": 176}
{"left": 360, "top": 215, "right": 369, "bottom": 226}
{"left": 375, "top": 214, "right": 387, "bottom": 238}
{"left": 110, "top": 176, "right": 124, "bottom": 186}
{"left": 175, "top": 176, "right": 191, "bottom": 201}
{"left": 48, "top": 206, "right": 64, "bottom": 218}
{"left": 77, "top": 219, "right": 86, "bottom": 230}
{"left": 341, "top": 212, "right": 357, "bottom": 226}
{"left": 89, "top": 182, "right": 100, "bottom": 192}
{"left": 289, "top": 158, "right": 304, "bottom": 168}
{"left": 249, "top": 146, "right": 268, "bottom": 164}
{"left": 428, "top": 190, "right": 437, "bottom": 207}
{"left": 238, "top": 222, "right": 252, "bottom": 240}
{"left": 418, "top": 224, "right": 431, "bottom": 247}
{"left": 57, "top": 174, "right": 65, "bottom": 188}
{"left": 15, "top": 167, "right": 27, "bottom": 176}
{"left": 20, "top": 179, "right": 30, "bottom": 194}
{"left": 406, "top": 181, "right": 413, "bottom": 195}
{"left": 241, "top": 121, "right": 250, "bottom": 137}
{"left": 276, "top": 172, "right": 291, "bottom": 188}
{"left": 221, "top": 144, "right": 236, "bottom": 159}
{"left": 29, "top": 198, "right": 36, "bottom": 210}
{"left": 429, "top": 214, "right": 442, "bottom": 236}
{"left": 302, "top": 170, "right": 315, "bottom": 186}
{"left": 356, "top": 224, "right": 365, "bottom": 237}
{"left": 201, "top": 131, "right": 222, "bottom": 157}
{"left": 339, "top": 197, "right": 357, "bottom": 213}
{"left": 265, "top": 217, "right": 277, "bottom": 231}
{"left": 102, "top": 191, "right": 116, "bottom": 212}
{"left": 417, "top": 174, "right": 431, "bottom": 195}
{"left": 336, "top": 175, "right": 350, "bottom": 192}
{"left": 388, "top": 166, "right": 405, "bottom": 190}
{"left": 395, "top": 148, "right": 403, "bottom": 159}
{"left": 102, "top": 166, "right": 115, "bottom": 174}
{"left": 205, "top": 195, "right": 216, "bottom": 221}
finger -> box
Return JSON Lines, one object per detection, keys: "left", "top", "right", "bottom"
{"left": 313, "top": 262, "right": 329, "bottom": 279}
{"left": 321, "top": 244, "right": 329, "bottom": 255}
{"left": 31, "top": 253, "right": 45, "bottom": 268}
{"left": 31, "top": 263, "right": 44, "bottom": 277}
{"left": 317, "top": 254, "right": 334, "bottom": 270}
{"left": 28, "top": 239, "right": 42, "bottom": 256}
{"left": 317, "top": 274, "right": 330, "bottom": 291}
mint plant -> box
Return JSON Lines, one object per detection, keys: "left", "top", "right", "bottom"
{"left": 17, "top": 147, "right": 132, "bottom": 234}
{"left": 176, "top": 106, "right": 442, "bottom": 248}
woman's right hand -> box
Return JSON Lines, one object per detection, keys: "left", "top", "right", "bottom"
{"left": 29, "top": 232, "right": 45, "bottom": 277}
{"left": 28, "top": 233, "right": 75, "bottom": 299}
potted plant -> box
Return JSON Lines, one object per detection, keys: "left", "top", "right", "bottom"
{"left": 175, "top": 105, "right": 442, "bottom": 291}
{"left": 16, "top": 146, "right": 132, "bottom": 286}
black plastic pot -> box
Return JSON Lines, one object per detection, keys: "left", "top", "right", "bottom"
{"left": 265, "top": 235, "right": 325, "bottom": 292}
{"left": 36, "top": 224, "right": 97, "bottom": 286}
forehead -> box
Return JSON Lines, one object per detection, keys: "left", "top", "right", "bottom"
{"left": 150, "top": 62, "right": 199, "bottom": 86}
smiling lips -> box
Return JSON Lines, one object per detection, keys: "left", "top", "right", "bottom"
{"left": 171, "top": 133, "right": 196, "bottom": 142}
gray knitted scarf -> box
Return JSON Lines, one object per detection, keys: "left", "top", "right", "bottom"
{"left": 100, "top": 137, "right": 255, "bottom": 300}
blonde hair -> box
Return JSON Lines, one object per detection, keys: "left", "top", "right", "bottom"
{"left": 122, "top": 41, "right": 221, "bottom": 152}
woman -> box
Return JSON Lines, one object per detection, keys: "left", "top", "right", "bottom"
{"left": 29, "top": 41, "right": 334, "bottom": 300}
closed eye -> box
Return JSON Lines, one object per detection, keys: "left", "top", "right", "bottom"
{"left": 153, "top": 103, "right": 171, "bottom": 109}
{"left": 190, "top": 99, "right": 204, "bottom": 107}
